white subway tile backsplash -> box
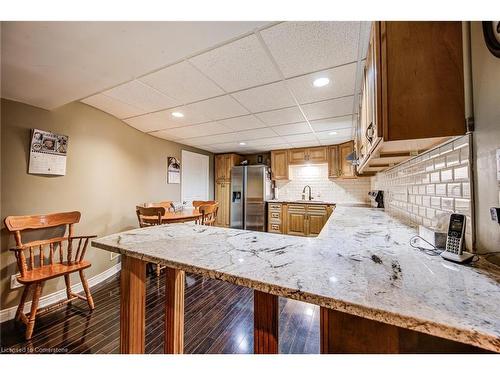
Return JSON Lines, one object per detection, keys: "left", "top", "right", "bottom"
{"left": 275, "top": 164, "right": 371, "bottom": 204}
{"left": 372, "top": 135, "right": 473, "bottom": 250}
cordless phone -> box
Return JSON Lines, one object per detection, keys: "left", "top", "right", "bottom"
{"left": 440, "top": 214, "right": 474, "bottom": 263}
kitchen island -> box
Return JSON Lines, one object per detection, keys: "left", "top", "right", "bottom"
{"left": 92, "top": 206, "right": 500, "bottom": 354}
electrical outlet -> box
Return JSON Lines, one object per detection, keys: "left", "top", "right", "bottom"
{"left": 10, "top": 274, "right": 22, "bottom": 289}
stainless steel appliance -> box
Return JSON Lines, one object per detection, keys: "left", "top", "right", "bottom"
{"left": 230, "top": 165, "right": 272, "bottom": 231}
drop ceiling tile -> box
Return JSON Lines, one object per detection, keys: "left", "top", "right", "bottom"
{"left": 302, "top": 96, "right": 354, "bottom": 121}
{"left": 124, "top": 106, "right": 210, "bottom": 132}
{"left": 255, "top": 106, "right": 305, "bottom": 126}
{"left": 151, "top": 130, "right": 182, "bottom": 142}
{"left": 104, "top": 80, "right": 180, "bottom": 113}
{"left": 319, "top": 136, "right": 352, "bottom": 146}
{"left": 283, "top": 132, "right": 317, "bottom": 144}
{"left": 287, "top": 62, "right": 357, "bottom": 104}
{"left": 139, "top": 61, "right": 224, "bottom": 103}
{"left": 236, "top": 127, "right": 277, "bottom": 141}
{"left": 271, "top": 122, "right": 311, "bottom": 136}
{"left": 187, "top": 95, "right": 249, "bottom": 121}
{"left": 232, "top": 81, "right": 296, "bottom": 113}
{"left": 152, "top": 121, "right": 229, "bottom": 140}
{"left": 247, "top": 137, "right": 287, "bottom": 147}
{"left": 289, "top": 140, "right": 321, "bottom": 148}
{"left": 260, "top": 21, "right": 360, "bottom": 77}
{"left": 82, "top": 93, "right": 144, "bottom": 119}
{"left": 316, "top": 128, "right": 353, "bottom": 140}
{"left": 218, "top": 115, "right": 266, "bottom": 131}
{"left": 310, "top": 115, "right": 353, "bottom": 132}
{"left": 211, "top": 142, "right": 242, "bottom": 152}
{"left": 187, "top": 132, "right": 240, "bottom": 146}
{"left": 189, "top": 34, "right": 281, "bottom": 92}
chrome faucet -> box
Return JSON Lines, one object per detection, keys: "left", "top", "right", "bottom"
{"left": 302, "top": 185, "right": 313, "bottom": 201}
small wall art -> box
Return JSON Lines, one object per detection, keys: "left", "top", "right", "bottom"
{"left": 167, "top": 156, "right": 181, "bottom": 184}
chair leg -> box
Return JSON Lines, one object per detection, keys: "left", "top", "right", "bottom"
{"left": 79, "top": 270, "right": 95, "bottom": 310}
{"left": 15, "top": 285, "right": 31, "bottom": 321}
{"left": 26, "top": 282, "right": 43, "bottom": 340}
{"left": 64, "top": 274, "right": 72, "bottom": 301}
{"left": 156, "top": 264, "right": 161, "bottom": 277}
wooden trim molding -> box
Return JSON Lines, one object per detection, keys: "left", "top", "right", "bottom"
{"left": 120, "top": 256, "right": 146, "bottom": 354}
{"left": 164, "top": 267, "right": 185, "bottom": 354}
{"left": 253, "top": 290, "right": 279, "bottom": 354}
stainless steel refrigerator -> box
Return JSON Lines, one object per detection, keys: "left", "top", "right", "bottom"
{"left": 230, "top": 165, "right": 273, "bottom": 231}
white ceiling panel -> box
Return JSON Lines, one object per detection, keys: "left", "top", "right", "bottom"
{"left": 232, "top": 81, "right": 296, "bottom": 113}
{"left": 283, "top": 132, "right": 317, "bottom": 143}
{"left": 125, "top": 106, "right": 209, "bottom": 133}
{"left": 254, "top": 106, "right": 305, "bottom": 126}
{"left": 102, "top": 80, "right": 180, "bottom": 114}
{"left": 82, "top": 93, "right": 144, "bottom": 119}
{"left": 302, "top": 96, "right": 354, "bottom": 121}
{"left": 218, "top": 115, "right": 267, "bottom": 131}
{"left": 247, "top": 137, "right": 289, "bottom": 147}
{"left": 287, "top": 62, "right": 357, "bottom": 104}
{"left": 310, "top": 115, "right": 353, "bottom": 132}
{"left": 187, "top": 132, "right": 240, "bottom": 145}
{"left": 236, "top": 127, "right": 277, "bottom": 140}
{"left": 2, "top": 21, "right": 269, "bottom": 109}
{"left": 187, "top": 95, "right": 249, "bottom": 120}
{"left": 189, "top": 34, "right": 280, "bottom": 92}
{"left": 152, "top": 121, "right": 229, "bottom": 140}
{"left": 138, "top": 61, "right": 224, "bottom": 103}
{"left": 316, "top": 128, "right": 353, "bottom": 140}
{"left": 289, "top": 140, "right": 321, "bottom": 148}
{"left": 260, "top": 21, "right": 360, "bottom": 78}
{"left": 271, "top": 122, "right": 311, "bottom": 136}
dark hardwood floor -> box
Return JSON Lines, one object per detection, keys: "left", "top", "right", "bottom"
{"left": 0, "top": 271, "right": 320, "bottom": 354}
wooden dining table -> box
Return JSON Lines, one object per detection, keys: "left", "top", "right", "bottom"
{"left": 160, "top": 208, "right": 203, "bottom": 224}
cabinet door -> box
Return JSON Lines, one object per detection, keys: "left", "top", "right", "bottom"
{"left": 286, "top": 205, "right": 307, "bottom": 236}
{"left": 307, "top": 205, "right": 328, "bottom": 237}
{"left": 224, "top": 154, "right": 234, "bottom": 182}
{"left": 271, "top": 150, "right": 289, "bottom": 180}
{"left": 328, "top": 145, "right": 340, "bottom": 178}
{"left": 215, "top": 155, "right": 226, "bottom": 182}
{"left": 339, "top": 141, "right": 356, "bottom": 178}
{"left": 307, "top": 146, "right": 328, "bottom": 163}
{"left": 288, "top": 148, "right": 308, "bottom": 165}
{"left": 215, "top": 182, "right": 230, "bottom": 227}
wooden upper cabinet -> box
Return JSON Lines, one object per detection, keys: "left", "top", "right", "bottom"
{"left": 288, "top": 146, "right": 327, "bottom": 165}
{"left": 338, "top": 141, "right": 356, "bottom": 178}
{"left": 380, "top": 21, "right": 465, "bottom": 141}
{"left": 328, "top": 145, "right": 340, "bottom": 178}
{"left": 271, "top": 150, "right": 289, "bottom": 180}
{"left": 288, "top": 148, "right": 308, "bottom": 165}
{"left": 215, "top": 153, "right": 240, "bottom": 182}
{"left": 308, "top": 147, "right": 328, "bottom": 163}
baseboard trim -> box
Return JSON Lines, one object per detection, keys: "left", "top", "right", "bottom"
{"left": 0, "top": 262, "right": 121, "bottom": 323}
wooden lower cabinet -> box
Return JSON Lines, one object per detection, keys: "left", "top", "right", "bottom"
{"left": 215, "top": 182, "right": 230, "bottom": 227}
{"left": 268, "top": 203, "right": 333, "bottom": 237}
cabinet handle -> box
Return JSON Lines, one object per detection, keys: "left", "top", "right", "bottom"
{"left": 365, "top": 122, "right": 374, "bottom": 144}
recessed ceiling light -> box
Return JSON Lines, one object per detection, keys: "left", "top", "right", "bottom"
{"left": 313, "top": 77, "right": 330, "bottom": 88}
{"left": 239, "top": 142, "right": 247, "bottom": 146}
{"left": 171, "top": 111, "right": 184, "bottom": 118}
{"left": 329, "top": 131, "right": 338, "bottom": 135}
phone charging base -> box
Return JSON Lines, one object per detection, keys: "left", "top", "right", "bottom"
{"left": 441, "top": 251, "right": 474, "bottom": 264}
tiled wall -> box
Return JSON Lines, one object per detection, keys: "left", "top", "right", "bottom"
{"left": 275, "top": 164, "right": 371, "bottom": 204}
{"left": 372, "top": 134, "right": 473, "bottom": 250}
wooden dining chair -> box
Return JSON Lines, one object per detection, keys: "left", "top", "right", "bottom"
{"left": 199, "top": 203, "right": 219, "bottom": 226}
{"left": 192, "top": 200, "right": 217, "bottom": 209}
{"left": 143, "top": 201, "right": 173, "bottom": 211}
{"left": 135, "top": 206, "right": 167, "bottom": 277}
{"left": 4, "top": 211, "right": 96, "bottom": 340}
{"left": 136, "top": 206, "right": 166, "bottom": 228}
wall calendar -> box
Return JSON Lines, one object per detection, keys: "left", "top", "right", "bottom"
{"left": 28, "top": 128, "right": 69, "bottom": 176}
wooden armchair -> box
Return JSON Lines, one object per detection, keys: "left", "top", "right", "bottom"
{"left": 4, "top": 211, "right": 96, "bottom": 340}
{"left": 199, "top": 203, "right": 219, "bottom": 226}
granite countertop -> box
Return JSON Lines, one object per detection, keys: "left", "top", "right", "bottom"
{"left": 92, "top": 206, "right": 500, "bottom": 352}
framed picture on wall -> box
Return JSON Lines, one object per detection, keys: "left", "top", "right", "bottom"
{"left": 167, "top": 157, "right": 180, "bottom": 184}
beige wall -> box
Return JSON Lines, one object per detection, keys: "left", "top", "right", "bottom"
{"left": 470, "top": 22, "right": 500, "bottom": 255}
{"left": 0, "top": 99, "right": 213, "bottom": 310}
